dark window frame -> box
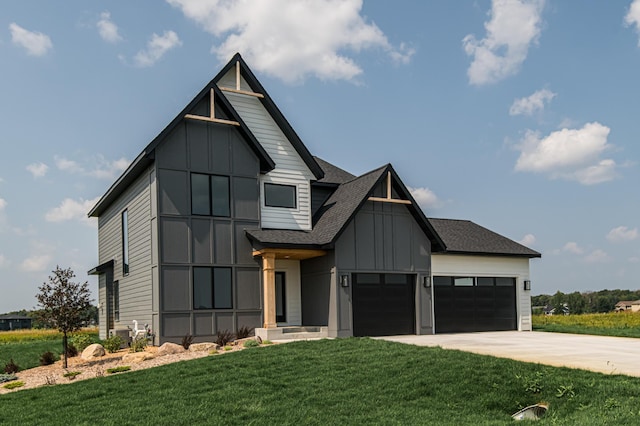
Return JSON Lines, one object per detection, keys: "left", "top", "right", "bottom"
{"left": 191, "top": 173, "right": 230, "bottom": 217}
{"left": 113, "top": 281, "right": 120, "bottom": 321}
{"left": 193, "top": 266, "right": 233, "bottom": 310}
{"left": 121, "top": 210, "right": 129, "bottom": 275}
{"left": 264, "top": 183, "right": 297, "bottom": 209}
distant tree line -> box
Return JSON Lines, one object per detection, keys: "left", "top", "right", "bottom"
{"left": 532, "top": 289, "right": 640, "bottom": 315}
{"left": 2, "top": 306, "right": 98, "bottom": 328}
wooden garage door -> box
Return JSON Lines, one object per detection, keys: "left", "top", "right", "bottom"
{"left": 434, "top": 276, "right": 516, "bottom": 333}
{"left": 352, "top": 273, "right": 415, "bottom": 337}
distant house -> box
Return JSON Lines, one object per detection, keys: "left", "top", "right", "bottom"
{"left": 0, "top": 315, "right": 32, "bottom": 331}
{"left": 88, "top": 53, "right": 541, "bottom": 344}
{"left": 615, "top": 301, "right": 640, "bottom": 312}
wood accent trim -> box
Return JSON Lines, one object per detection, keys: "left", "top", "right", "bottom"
{"left": 262, "top": 253, "right": 277, "bottom": 329}
{"left": 184, "top": 88, "right": 240, "bottom": 126}
{"left": 367, "top": 197, "right": 411, "bottom": 205}
{"left": 236, "top": 60, "right": 241, "bottom": 90}
{"left": 253, "top": 248, "right": 327, "bottom": 260}
{"left": 367, "top": 171, "right": 412, "bottom": 205}
{"left": 219, "top": 87, "right": 265, "bottom": 98}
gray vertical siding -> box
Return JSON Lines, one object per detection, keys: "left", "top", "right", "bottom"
{"left": 97, "top": 167, "right": 154, "bottom": 338}
{"left": 156, "top": 120, "right": 262, "bottom": 343}
{"left": 300, "top": 254, "right": 335, "bottom": 327}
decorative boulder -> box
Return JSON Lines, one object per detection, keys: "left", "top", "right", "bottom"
{"left": 122, "top": 352, "right": 153, "bottom": 364}
{"left": 81, "top": 343, "right": 106, "bottom": 360}
{"left": 157, "top": 342, "right": 185, "bottom": 356}
{"left": 189, "top": 342, "right": 218, "bottom": 352}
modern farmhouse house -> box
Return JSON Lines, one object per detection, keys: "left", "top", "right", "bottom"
{"left": 88, "top": 54, "right": 540, "bottom": 344}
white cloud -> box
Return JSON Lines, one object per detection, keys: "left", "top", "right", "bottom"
{"left": 563, "top": 242, "right": 584, "bottom": 255}
{"left": 0, "top": 198, "right": 6, "bottom": 232}
{"left": 20, "top": 254, "right": 52, "bottom": 272}
{"left": 584, "top": 249, "right": 609, "bottom": 263}
{"left": 167, "top": 0, "right": 413, "bottom": 83}
{"left": 133, "top": 30, "right": 182, "bottom": 67}
{"left": 97, "top": 11, "right": 123, "bottom": 43}
{"left": 625, "top": 0, "right": 640, "bottom": 46}
{"left": 9, "top": 23, "right": 53, "bottom": 56}
{"left": 514, "top": 122, "right": 618, "bottom": 185}
{"left": 0, "top": 198, "right": 6, "bottom": 211}
{"left": 463, "top": 0, "right": 545, "bottom": 85}
{"left": 509, "top": 89, "right": 556, "bottom": 116}
{"left": 55, "top": 155, "right": 130, "bottom": 180}
{"left": 408, "top": 186, "right": 441, "bottom": 210}
{"left": 45, "top": 197, "right": 100, "bottom": 226}
{"left": 518, "top": 234, "right": 536, "bottom": 246}
{"left": 26, "top": 162, "right": 49, "bottom": 178}
{"left": 607, "top": 226, "right": 639, "bottom": 243}
{"left": 0, "top": 254, "right": 9, "bottom": 268}
{"left": 629, "top": 256, "right": 640, "bottom": 263}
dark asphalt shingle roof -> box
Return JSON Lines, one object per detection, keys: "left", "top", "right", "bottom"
{"left": 313, "top": 157, "right": 356, "bottom": 185}
{"left": 428, "top": 218, "right": 541, "bottom": 258}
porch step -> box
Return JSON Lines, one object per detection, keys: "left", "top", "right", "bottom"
{"left": 256, "top": 326, "right": 329, "bottom": 341}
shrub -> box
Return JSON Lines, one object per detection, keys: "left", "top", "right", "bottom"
{"left": 0, "top": 373, "right": 17, "bottom": 383}
{"left": 107, "top": 366, "right": 130, "bottom": 374}
{"left": 130, "top": 337, "right": 147, "bottom": 353}
{"left": 262, "top": 340, "right": 273, "bottom": 345}
{"left": 65, "top": 344, "right": 78, "bottom": 358}
{"left": 63, "top": 371, "right": 82, "bottom": 380}
{"left": 243, "top": 339, "right": 260, "bottom": 348}
{"left": 73, "top": 334, "right": 94, "bottom": 352}
{"left": 103, "top": 335, "right": 124, "bottom": 353}
{"left": 39, "top": 351, "right": 57, "bottom": 366}
{"left": 181, "top": 333, "right": 194, "bottom": 350}
{"left": 3, "top": 381, "right": 24, "bottom": 390}
{"left": 235, "top": 326, "right": 254, "bottom": 340}
{"left": 215, "top": 330, "right": 234, "bottom": 347}
{"left": 3, "top": 359, "right": 20, "bottom": 374}
{"left": 224, "top": 346, "right": 233, "bottom": 351}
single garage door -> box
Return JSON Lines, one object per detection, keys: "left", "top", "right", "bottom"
{"left": 434, "top": 276, "right": 516, "bottom": 333}
{"left": 352, "top": 273, "right": 415, "bottom": 337}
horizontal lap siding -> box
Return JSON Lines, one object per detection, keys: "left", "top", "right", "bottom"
{"left": 220, "top": 71, "right": 313, "bottom": 230}
{"left": 98, "top": 169, "right": 154, "bottom": 330}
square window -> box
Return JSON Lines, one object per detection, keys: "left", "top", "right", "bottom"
{"left": 264, "top": 183, "right": 296, "bottom": 208}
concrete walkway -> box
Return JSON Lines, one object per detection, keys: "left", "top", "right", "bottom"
{"left": 380, "top": 331, "right": 640, "bottom": 377}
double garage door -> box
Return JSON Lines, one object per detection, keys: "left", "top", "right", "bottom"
{"left": 433, "top": 276, "right": 517, "bottom": 333}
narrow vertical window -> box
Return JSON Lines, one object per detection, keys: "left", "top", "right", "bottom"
{"left": 121, "top": 210, "right": 129, "bottom": 275}
{"left": 191, "top": 174, "right": 211, "bottom": 215}
{"left": 211, "top": 175, "right": 230, "bottom": 216}
{"left": 113, "top": 281, "right": 120, "bottom": 321}
{"left": 213, "top": 267, "right": 233, "bottom": 309}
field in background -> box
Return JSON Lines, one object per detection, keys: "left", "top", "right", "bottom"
{"left": 532, "top": 312, "right": 640, "bottom": 338}
{"left": 0, "top": 328, "right": 98, "bottom": 370}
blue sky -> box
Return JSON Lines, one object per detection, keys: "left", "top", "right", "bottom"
{"left": 1, "top": 0, "right": 639, "bottom": 313}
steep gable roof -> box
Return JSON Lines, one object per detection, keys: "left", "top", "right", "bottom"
{"left": 246, "top": 164, "right": 445, "bottom": 251}
{"left": 313, "top": 156, "right": 356, "bottom": 185}
{"left": 213, "top": 53, "right": 324, "bottom": 180}
{"left": 428, "top": 218, "right": 541, "bottom": 258}
{"left": 89, "top": 61, "right": 276, "bottom": 218}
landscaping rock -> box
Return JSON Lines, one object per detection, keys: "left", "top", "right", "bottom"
{"left": 157, "top": 342, "right": 185, "bottom": 356}
{"left": 234, "top": 336, "right": 262, "bottom": 346}
{"left": 81, "top": 344, "right": 106, "bottom": 360}
{"left": 189, "top": 342, "right": 218, "bottom": 352}
{"left": 122, "top": 352, "right": 154, "bottom": 364}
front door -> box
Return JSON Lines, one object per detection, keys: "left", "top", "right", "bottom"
{"left": 275, "top": 272, "right": 286, "bottom": 323}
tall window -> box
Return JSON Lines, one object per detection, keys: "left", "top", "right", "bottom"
{"left": 191, "top": 174, "right": 230, "bottom": 216}
{"left": 193, "top": 267, "right": 233, "bottom": 309}
{"left": 113, "top": 281, "right": 120, "bottom": 321}
{"left": 264, "top": 183, "right": 296, "bottom": 208}
{"left": 121, "top": 210, "right": 129, "bottom": 275}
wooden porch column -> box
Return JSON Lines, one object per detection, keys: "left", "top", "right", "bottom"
{"left": 262, "top": 252, "right": 277, "bottom": 328}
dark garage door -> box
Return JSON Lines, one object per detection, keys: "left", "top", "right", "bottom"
{"left": 434, "top": 276, "right": 516, "bottom": 333}
{"left": 352, "top": 273, "right": 415, "bottom": 337}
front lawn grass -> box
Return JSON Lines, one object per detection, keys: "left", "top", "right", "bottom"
{"left": 3, "top": 338, "right": 640, "bottom": 425}
{"left": 533, "top": 312, "right": 640, "bottom": 338}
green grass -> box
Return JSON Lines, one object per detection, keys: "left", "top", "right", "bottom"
{"left": 0, "top": 332, "right": 98, "bottom": 371}
{"left": 3, "top": 338, "right": 640, "bottom": 425}
{"left": 533, "top": 312, "right": 640, "bottom": 338}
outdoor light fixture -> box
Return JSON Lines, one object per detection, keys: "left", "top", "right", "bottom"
{"left": 423, "top": 276, "right": 431, "bottom": 288}
{"left": 523, "top": 280, "right": 531, "bottom": 291}
{"left": 340, "top": 275, "right": 349, "bottom": 287}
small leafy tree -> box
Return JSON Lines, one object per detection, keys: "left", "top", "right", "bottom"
{"left": 36, "top": 266, "right": 93, "bottom": 368}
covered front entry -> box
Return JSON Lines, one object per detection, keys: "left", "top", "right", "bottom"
{"left": 352, "top": 273, "right": 416, "bottom": 337}
{"left": 433, "top": 276, "right": 517, "bottom": 333}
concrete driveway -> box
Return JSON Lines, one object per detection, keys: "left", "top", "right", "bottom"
{"left": 380, "top": 331, "right": 640, "bottom": 377}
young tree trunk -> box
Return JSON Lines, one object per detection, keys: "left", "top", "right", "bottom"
{"left": 62, "top": 332, "right": 68, "bottom": 369}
